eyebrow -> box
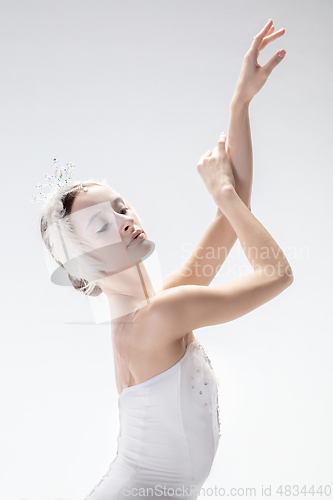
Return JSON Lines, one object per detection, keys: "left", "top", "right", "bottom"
{"left": 84, "top": 197, "right": 124, "bottom": 232}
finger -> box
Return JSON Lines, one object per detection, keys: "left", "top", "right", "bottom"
{"left": 262, "top": 49, "right": 286, "bottom": 75}
{"left": 217, "top": 132, "right": 227, "bottom": 155}
{"left": 251, "top": 19, "right": 273, "bottom": 51}
{"left": 199, "top": 149, "right": 212, "bottom": 161}
{"left": 266, "top": 25, "right": 275, "bottom": 37}
{"left": 260, "top": 27, "right": 285, "bottom": 50}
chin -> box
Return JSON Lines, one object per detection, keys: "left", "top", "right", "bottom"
{"left": 130, "top": 236, "right": 153, "bottom": 257}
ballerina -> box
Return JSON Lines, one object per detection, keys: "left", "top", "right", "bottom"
{"left": 35, "top": 19, "right": 291, "bottom": 500}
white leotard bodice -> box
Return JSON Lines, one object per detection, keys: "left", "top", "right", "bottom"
{"left": 84, "top": 338, "right": 221, "bottom": 499}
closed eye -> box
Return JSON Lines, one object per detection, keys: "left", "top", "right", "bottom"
{"left": 96, "top": 208, "right": 129, "bottom": 233}
{"left": 97, "top": 223, "right": 109, "bottom": 233}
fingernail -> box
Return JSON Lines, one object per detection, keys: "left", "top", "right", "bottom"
{"left": 278, "top": 50, "right": 286, "bottom": 58}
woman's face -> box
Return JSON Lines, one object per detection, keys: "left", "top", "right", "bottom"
{"left": 70, "top": 185, "right": 147, "bottom": 250}
{"left": 68, "top": 185, "right": 151, "bottom": 278}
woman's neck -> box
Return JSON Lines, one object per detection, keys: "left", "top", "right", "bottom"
{"left": 99, "top": 262, "right": 157, "bottom": 321}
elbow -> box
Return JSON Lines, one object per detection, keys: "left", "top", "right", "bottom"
{"left": 279, "top": 265, "right": 294, "bottom": 287}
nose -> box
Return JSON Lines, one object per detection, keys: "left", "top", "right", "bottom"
{"left": 116, "top": 212, "right": 135, "bottom": 236}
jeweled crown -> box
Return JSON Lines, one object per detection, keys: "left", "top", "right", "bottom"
{"left": 31, "top": 158, "right": 86, "bottom": 203}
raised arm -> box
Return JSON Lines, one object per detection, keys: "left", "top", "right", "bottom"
{"left": 142, "top": 133, "right": 293, "bottom": 348}
{"left": 221, "top": 19, "right": 286, "bottom": 210}
{"left": 221, "top": 19, "right": 286, "bottom": 212}
{"left": 159, "top": 19, "right": 286, "bottom": 290}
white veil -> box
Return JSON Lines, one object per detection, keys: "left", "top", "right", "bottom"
{"left": 41, "top": 194, "right": 164, "bottom": 396}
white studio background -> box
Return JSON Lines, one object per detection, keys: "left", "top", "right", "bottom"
{"left": 0, "top": 0, "right": 332, "bottom": 499}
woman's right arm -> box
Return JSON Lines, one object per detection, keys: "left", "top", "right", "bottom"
{"left": 145, "top": 134, "right": 293, "bottom": 346}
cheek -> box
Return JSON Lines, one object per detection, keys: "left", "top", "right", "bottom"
{"left": 92, "top": 225, "right": 123, "bottom": 249}
{"left": 71, "top": 231, "right": 94, "bottom": 255}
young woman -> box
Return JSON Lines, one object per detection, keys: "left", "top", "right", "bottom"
{"left": 37, "top": 19, "right": 291, "bottom": 500}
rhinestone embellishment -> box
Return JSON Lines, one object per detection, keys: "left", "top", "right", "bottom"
{"left": 197, "top": 342, "right": 221, "bottom": 437}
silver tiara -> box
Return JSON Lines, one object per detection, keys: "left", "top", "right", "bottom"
{"left": 31, "top": 158, "right": 87, "bottom": 203}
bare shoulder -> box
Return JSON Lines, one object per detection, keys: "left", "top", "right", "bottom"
{"left": 128, "top": 290, "right": 182, "bottom": 350}
{"left": 131, "top": 286, "right": 201, "bottom": 349}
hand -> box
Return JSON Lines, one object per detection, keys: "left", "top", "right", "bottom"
{"left": 197, "top": 132, "right": 236, "bottom": 201}
{"left": 233, "top": 19, "right": 286, "bottom": 105}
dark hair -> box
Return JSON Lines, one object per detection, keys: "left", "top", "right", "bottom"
{"left": 40, "top": 182, "right": 103, "bottom": 296}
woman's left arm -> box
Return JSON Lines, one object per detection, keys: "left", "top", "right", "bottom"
{"left": 217, "top": 19, "right": 286, "bottom": 214}
{"left": 159, "top": 20, "right": 286, "bottom": 290}
{"left": 158, "top": 99, "right": 252, "bottom": 291}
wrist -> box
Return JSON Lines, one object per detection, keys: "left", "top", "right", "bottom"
{"left": 213, "top": 183, "right": 237, "bottom": 211}
{"left": 230, "top": 92, "right": 251, "bottom": 111}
